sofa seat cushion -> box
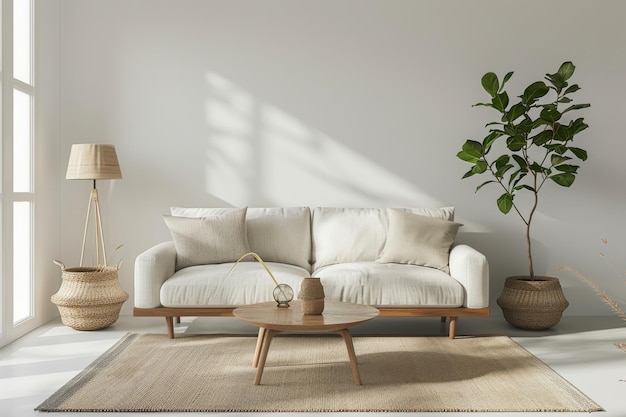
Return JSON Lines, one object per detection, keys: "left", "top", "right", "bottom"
{"left": 313, "top": 262, "right": 464, "bottom": 307}
{"left": 160, "top": 262, "right": 310, "bottom": 308}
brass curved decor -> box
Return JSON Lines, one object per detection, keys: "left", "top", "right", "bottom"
{"left": 227, "top": 252, "right": 294, "bottom": 308}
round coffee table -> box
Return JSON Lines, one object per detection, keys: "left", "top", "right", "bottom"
{"left": 233, "top": 300, "right": 379, "bottom": 385}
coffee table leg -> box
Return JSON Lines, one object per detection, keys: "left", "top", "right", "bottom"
{"left": 253, "top": 327, "right": 266, "bottom": 368}
{"left": 338, "top": 329, "right": 361, "bottom": 385}
{"left": 254, "top": 328, "right": 277, "bottom": 385}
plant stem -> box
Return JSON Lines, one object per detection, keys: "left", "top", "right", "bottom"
{"left": 526, "top": 172, "right": 539, "bottom": 279}
{"left": 486, "top": 152, "right": 535, "bottom": 277}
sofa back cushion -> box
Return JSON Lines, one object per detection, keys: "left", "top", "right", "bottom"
{"left": 311, "top": 207, "right": 455, "bottom": 270}
{"left": 163, "top": 207, "right": 250, "bottom": 270}
{"left": 170, "top": 207, "right": 311, "bottom": 271}
{"left": 376, "top": 208, "right": 462, "bottom": 271}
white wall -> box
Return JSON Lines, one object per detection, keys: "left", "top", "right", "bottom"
{"left": 53, "top": 0, "right": 626, "bottom": 316}
{"left": 32, "top": 0, "right": 61, "bottom": 329}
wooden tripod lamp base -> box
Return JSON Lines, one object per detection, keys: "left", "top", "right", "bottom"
{"left": 66, "top": 144, "right": 122, "bottom": 267}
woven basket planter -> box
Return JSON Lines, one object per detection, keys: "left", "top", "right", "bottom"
{"left": 497, "top": 276, "right": 569, "bottom": 330}
{"left": 51, "top": 264, "right": 129, "bottom": 331}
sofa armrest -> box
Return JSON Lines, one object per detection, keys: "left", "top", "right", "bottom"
{"left": 449, "top": 244, "right": 489, "bottom": 308}
{"left": 134, "top": 241, "right": 177, "bottom": 308}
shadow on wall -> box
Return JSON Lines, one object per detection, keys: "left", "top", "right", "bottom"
{"left": 203, "top": 72, "right": 445, "bottom": 209}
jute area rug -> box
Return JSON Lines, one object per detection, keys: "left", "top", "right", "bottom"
{"left": 36, "top": 333, "right": 602, "bottom": 413}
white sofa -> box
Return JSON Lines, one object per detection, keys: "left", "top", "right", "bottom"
{"left": 134, "top": 207, "right": 489, "bottom": 338}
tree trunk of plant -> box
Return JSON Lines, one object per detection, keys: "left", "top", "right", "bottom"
{"left": 527, "top": 221, "right": 534, "bottom": 279}
{"left": 526, "top": 174, "right": 541, "bottom": 280}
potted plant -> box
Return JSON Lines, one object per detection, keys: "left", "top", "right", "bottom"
{"left": 457, "top": 61, "right": 590, "bottom": 329}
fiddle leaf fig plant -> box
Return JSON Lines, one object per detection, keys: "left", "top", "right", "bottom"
{"left": 457, "top": 61, "right": 590, "bottom": 279}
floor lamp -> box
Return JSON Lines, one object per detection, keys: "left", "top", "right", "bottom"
{"left": 66, "top": 144, "right": 122, "bottom": 267}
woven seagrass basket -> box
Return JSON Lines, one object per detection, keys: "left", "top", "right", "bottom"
{"left": 497, "top": 276, "right": 569, "bottom": 330}
{"left": 51, "top": 262, "right": 129, "bottom": 331}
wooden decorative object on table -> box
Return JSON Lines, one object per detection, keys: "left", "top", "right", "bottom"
{"left": 298, "top": 277, "right": 325, "bottom": 315}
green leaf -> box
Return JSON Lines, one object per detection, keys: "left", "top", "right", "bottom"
{"left": 562, "top": 103, "right": 591, "bottom": 114}
{"left": 545, "top": 73, "right": 566, "bottom": 92}
{"left": 506, "top": 135, "right": 526, "bottom": 151}
{"left": 540, "top": 107, "right": 562, "bottom": 123}
{"left": 515, "top": 117, "right": 534, "bottom": 135}
{"left": 496, "top": 164, "right": 514, "bottom": 179}
{"left": 512, "top": 154, "right": 528, "bottom": 170}
{"left": 550, "top": 173, "right": 576, "bottom": 187}
{"left": 494, "top": 154, "right": 510, "bottom": 170}
{"left": 532, "top": 130, "right": 554, "bottom": 146}
{"left": 521, "top": 81, "right": 549, "bottom": 105}
{"left": 544, "top": 62, "right": 575, "bottom": 93}
{"left": 569, "top": 118, "right": 589, "bottom": 135}
{"left": 482, "top": 131, "right": 502, "bottom": 152}
{"left": 551, "top": 154, "right": 571, "bottom": 166}
{"left": 555, "top": 164, "right": 579, "bottom": 173}
{"left": 462, "top": 140, "right": 483, "bottom": 157}
{"left": 457, "top": 150, "right": 479, "bottom": 163}
{"left": 504, "top": 124, "right": 516, "bottom": 136}
{"left": 475, "top": 180, "right": 495, "bottom": 192}
{"left": 462, "top": 168, "right": 476, "bottom": 179}
{"left": 554, "top": 124, "right": 572, "bottom": 141}
{"left": 529, "top": 163, "right": 546, "bottom": 173}
{"left": 532, "top": 117, "right": 551, "bottom": 129}
{"left": 481, "top": 72, "right": 499, "bottom": 97}
{"left": 558, "top": 61, "right": 576, "bottom": 81}
{"left": 568, "top": 147, "right": 588, "bottom": 161}
{"left": 504, "top": 102, "right": 526, "bottom": 123}
{"left": 472, "top": 160, "right": 488, "bottom": 174}
{"left": 514, "top": 184, "right": 536, "bottom": 192}
{"left": 509, "top": 171, "right": 527, "bottom": 188}
{"left": 492, "top": 92, "right": 509, "bottom": 112}
{"left": 485, "top": 121, "right": 504, "bottom": 128}
{"left": 546, "top": 143, "right": 568, "bottom": 154}
{"left": 564, "top": 84, "right": 580, "bottom": 95}
{"left": 508, "top": 169, "right": 521, "bottom": 186}
{"left": 497, "top": 193, "right": 514, "bottom": 214}
{"left": 500, "top": 71, "right": 514, "bottom": 90}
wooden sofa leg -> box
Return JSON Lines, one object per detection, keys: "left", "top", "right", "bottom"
{"left": 449, "top": 316, "right": 458, "bottom": 339}
{"left": 165, "top": 316, "right": 175, "bottom": 339}
{"left": 440, "top": 316, "right": 447, "bottom": 323}
{"left": 175, "top": 316, "right": 181, "bottom": 324}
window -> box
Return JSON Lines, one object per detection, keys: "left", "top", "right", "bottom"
{"left": 1, "top": 0, "right": 35, "bottom": 344}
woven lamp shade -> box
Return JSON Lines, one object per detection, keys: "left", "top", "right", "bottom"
{"left": 66, "top": 144, "right": 122, "bottom": 180}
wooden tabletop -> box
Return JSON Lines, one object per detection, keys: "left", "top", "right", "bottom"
{"left": 233, "top": 300, "right": 379, "bottom": 332}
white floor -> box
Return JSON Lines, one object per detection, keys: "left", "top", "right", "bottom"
{"left": 1, "top": 314, "right": 625, "bottom": 417}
